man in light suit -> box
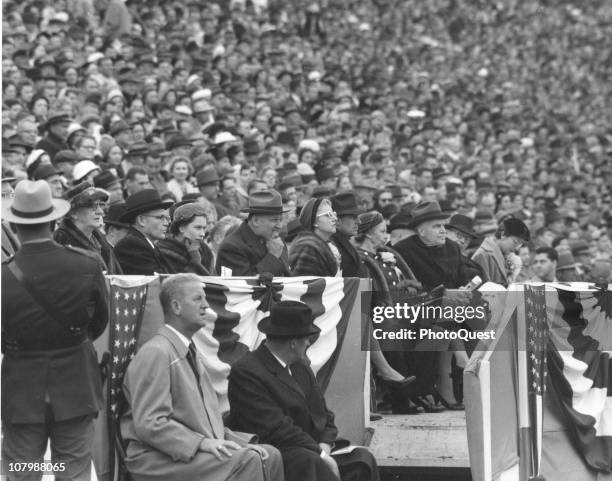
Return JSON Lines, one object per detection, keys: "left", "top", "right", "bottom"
{"left": 121, "top": 274, "right": 284, "bottom": 481}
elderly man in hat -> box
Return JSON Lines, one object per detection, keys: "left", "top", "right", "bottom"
{"left": 216, "top": 190, "right": 291, "bottom": 276}
{"left": 228, "top": 300, "right": 380, "bottom": 481}
{"left": 393, "top": 202, "right": 476, "bottom": 409}
{"left": 114, "top": 189, "right": 174, "bottom": 275}
{"left": 471, "top": 217, "right": 530, "bottom": 287}
{"left": 121, "top": 274, "right": 284, "bottom": 481}
{"left": 394, "top": 202, "right": 475, "bottom": 291}
{"left": 2, "top": 180, "right": 108, "bottom": 480}
{"left": 196, "top": 168, "right": 232, "bottom": 219}
{"left": 36, "top": 112, "right": 71, "bottom": 160}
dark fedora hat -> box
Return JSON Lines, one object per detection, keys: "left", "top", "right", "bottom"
{"left": 119, "top": 189, "right": 174, "bottom": 223}
{"left": 241, "top": 189, "right": 289, "bottom": 215}
{"left": 104, "top": 202, "right": 130, "bottom": 228}
{"left": 407, "top": 201, "right": 450, "bottom": 229}
{"left": 388, "top": 212, "right": 413, "bottom": 233}
{"left": 446, "top": 214, "right": 478, "bottom": 238}
{"left": 196, "top": 168, "right": 220, "bottom": 186}
{"left": 109, "top": 120, "right": 132, "bottom": 136}
{"left": 258, "top": 300, "right": 321, "bottom": 338}
{"left": 93, "top": 170, "right": 121, "bottom": 190}
{"left": 330, "top": 192, "right": 362, "bottom": 216}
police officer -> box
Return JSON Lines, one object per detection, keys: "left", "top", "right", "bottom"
{"left": 2, "top": 180, "right": 109, "bottom": 481}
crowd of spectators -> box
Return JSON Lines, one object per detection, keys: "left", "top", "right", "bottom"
{"left": 2, "top": 0, "right": 612, "bottom": 476}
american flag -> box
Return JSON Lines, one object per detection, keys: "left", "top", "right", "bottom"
{"left": 107, "top": 278, "right": 149, "bottom": 415}
{"left": 525, "top": 284, "right": 548, "bottom": 396}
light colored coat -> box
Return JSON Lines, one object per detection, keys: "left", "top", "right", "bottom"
{"left": 471, "top": 236, "right": 509, "bottom": 286}
{"left": 121, "top": 325, "right": 283, "bottom": 481}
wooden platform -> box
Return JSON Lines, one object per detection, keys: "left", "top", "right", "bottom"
{"left": 369, "top": 411, "right": 470, "bottom": 469}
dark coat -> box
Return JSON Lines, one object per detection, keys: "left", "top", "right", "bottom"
{"left": 228, "top": 344, "right": 337, "bottom": 480}
{"left": 216, "top": 221, "right": 290, "bottom": 277}
{"left": 36, "top": 133, "right": 69, "bottom": 161}
{"left": 54, "top": 217, "right": 123, "bottom": 274}
{"left": 156, "top": 236, "right": 211, "bottom": 275}
{"left": 289, "top": 231, "right": 338, "bottom": 277}
{"left": 1, "top": 239, "right": 108, "bottom": 423}
{"left": 393, "top": 236, "right": 472, "bottom": 290}
{"left": 331, "top": 231, "right": 368, "bottom": 278}
{"left": 228, "top": 344, "right": 378, "bottom": 481}
{"left": 114, "top": 227, "right": 172, "bottom": 275}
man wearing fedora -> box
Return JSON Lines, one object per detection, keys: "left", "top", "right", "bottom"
{"left": 330, "top": 192, "right": 368, "bottom": 277}
{"left": 216, "top": 190, "right": 291, "bottom": 276}
{"left": 35, "top": 111, "right": 71, "bottom": 160}
{"left": 2, "top": 180, "right": 109, "bottom": 480}
{"left": 228, "top": 300, "right": 380, "bottom": 481}
{"left": 445, "top": 214, "right": 486, "bottom": 281}
{"left": 196, "top": 168, "right": 232, "bottom": 219}
{"left": 114, "top": 189, "right": 174, "bottom": 275}
{"left": 121, "top": 274, "right": 284, "bottom": 481}
{"left": 471, "top": 217, "right": 531, "bottom": 286}
{"left": 393, "top": 201, "right": 475, "bottom": 409}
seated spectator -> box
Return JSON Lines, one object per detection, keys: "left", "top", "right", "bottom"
{"left": 114, "top": 189, "right": 173, "bottom": 275}
{"left": 289, "top": 198, "right": 341, "bottom": 276}
{"left": 54, "top": 182, "right": 123, "bottom": 274}
{"left": 228, "top": 300, "right": 379, "bottom": 481}
{"left": 121, "top": 274, "right": 284, "bottom": 481}
{"left": 216, "top": 190, "right": 291, "bottom": 276}
{"left": 157, "top": 203, "right": 211, "bottom": 275}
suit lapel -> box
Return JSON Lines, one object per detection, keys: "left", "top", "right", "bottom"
{"left": 256, "top": 344, "right": 306, "bottom": 399}
{"left": 159, "top": 326, "right": 224, "bottom": 439}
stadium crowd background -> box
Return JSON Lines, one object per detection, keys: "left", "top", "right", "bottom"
{"left": 2, "top": 0, "right": 612, "bottom": 278}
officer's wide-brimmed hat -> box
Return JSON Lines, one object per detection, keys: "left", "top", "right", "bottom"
{"left": 241, "top": 190, "right": 289, "bottom": 215}
{"left": 3, "top": 180, "right": 70, "bottom": 224}
{"left": 258, "top": 300, "right": 321, "bottom": 338}
{"left": 407, "top": 201, "right": 450, "bottom": 229}
{"left": 119, "top": 189, "right": 174, "bottom": 223}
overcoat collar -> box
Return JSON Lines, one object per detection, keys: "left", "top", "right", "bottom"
{"left": 255, "top": 342, "right": 306, "bottom": 399}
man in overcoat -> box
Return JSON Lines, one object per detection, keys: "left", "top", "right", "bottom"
{"left": 114, "top": 189, "right": 173, "bottom": 275}
{"left": 228, "top": 300, "right": 379, "bottom": 481}
{"left": 216, "top": 190, "right": 291, "bottom": 276}
{"left": 121, "top": 274, "right": 284, "bottom": 481}
{"left": 2, "top": 180, "right": 109, "bottom": 480}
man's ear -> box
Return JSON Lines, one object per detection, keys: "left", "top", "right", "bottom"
{"left": 171, "top": 298, "right": 181, "bottom": 315}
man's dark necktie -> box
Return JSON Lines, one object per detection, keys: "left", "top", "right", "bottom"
{"left": 186, "top": 341, "right": 205, "bottom": 401}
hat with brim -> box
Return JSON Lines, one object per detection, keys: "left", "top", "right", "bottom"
{"left": 446, "top": 214, "right": 478, "bottom": 238}
{"left": 330, "top": 192, "right": 362, "bottom": 216}
{"left": 104, "top": 203, "right": 130, "bottom": 228}
{"left": 258, "top": 300, "right": 321, "bottom": 338}
{"left": 119, "top": 189, "right": 174, "bottom": 223}
{"left": 65, "top": 181, "right": 109, "bottom": 209}
{"left": 3, "top": 180, "right": 70, "bottom": 224}
{"left": 407, "top": 201, "right": 450, "bottom": 229}
{"left": 196, "top": 168, "right": 220, "bottom": 186}
{"left": 241, "top": 189, "right": 289, "bottom": 215}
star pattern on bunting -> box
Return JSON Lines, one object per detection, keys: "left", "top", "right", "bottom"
{"left": 525, "top": 285, "right": 549, "bottom": 395}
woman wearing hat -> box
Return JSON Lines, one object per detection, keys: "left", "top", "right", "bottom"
{"left": 157, "top": 203, "right": 212, "bottom": 275}
{"left": 54, "top": 182, "right": 123, "bottom": 274}
{"left": 289, "top": 198, "right": 341, "bottom": 276}
{"left": 355, "top": 211, "right": 425, "bottom": 414}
